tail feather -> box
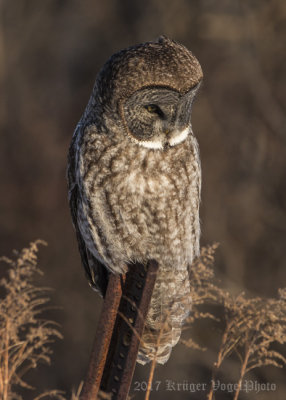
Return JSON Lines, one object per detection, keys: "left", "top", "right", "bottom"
{"left": 137, "top": 265, "right": 191, "bottom": 365}
{"left": 137, "top": 325, "right": 182, "bottom": 365}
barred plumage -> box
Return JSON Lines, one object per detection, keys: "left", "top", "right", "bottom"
{"left": 67, "top": 36, "right": 202, "bottom": 364}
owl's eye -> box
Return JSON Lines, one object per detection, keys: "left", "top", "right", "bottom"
{"left": 145, "top": 104, "right": 158, "bottom": 113}
{"left": 144, "top": 104, "right": 164, "bottom": 118}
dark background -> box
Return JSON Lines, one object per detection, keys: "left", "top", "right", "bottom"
{"left": 1, "top": 0, "right": 285, "bottom": 399}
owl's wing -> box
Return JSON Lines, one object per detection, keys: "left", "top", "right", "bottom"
{"left": 69, "top": 184, "right": 109, "bottom": 297}
{"left": 68, "top": 132, "right": 109, "bottom": 297}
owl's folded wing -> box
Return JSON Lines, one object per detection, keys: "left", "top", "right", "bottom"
{"left": 68, "top": 129, "right": 109, "bottom": 298}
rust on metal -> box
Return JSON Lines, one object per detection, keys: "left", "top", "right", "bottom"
{"left": 80, "top": 274, "right": 124, "bottom": 400}
{"left": 80, "top": 260, "right": 159, "bottom": 400}
{"left": 100, "top": 260, "right": 159, "bottom": 399}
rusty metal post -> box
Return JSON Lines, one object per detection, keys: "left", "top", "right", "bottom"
{"left": 100, "top": 260, "right": 158, "bottom": 399}
{"left": 80, "top": 260, "right": 158, "bottom": 400}
{"left": 80, "top": 274, "right": 124, "bottom": 400}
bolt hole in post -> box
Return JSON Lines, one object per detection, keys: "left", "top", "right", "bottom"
{"left": 80, "top": 260, "right": 158, "bottom": 400}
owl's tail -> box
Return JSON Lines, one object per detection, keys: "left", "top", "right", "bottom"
{"left": 137, "top": 266, "right": 191, "bottom": 365}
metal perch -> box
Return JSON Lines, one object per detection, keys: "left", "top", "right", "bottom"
{"left": 80, "top": 260, "right": 159, "bottom": 400}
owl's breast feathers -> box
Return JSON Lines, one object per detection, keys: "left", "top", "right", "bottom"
{"left": 70, "top": 125, "right": 201, "bottom": 281}
{"left": 68, "top": 124, "right": 201, "bottom": 364}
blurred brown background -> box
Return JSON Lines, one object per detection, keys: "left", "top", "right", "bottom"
{"left": 0, "top": 0, "right": 285, "bottom": 399}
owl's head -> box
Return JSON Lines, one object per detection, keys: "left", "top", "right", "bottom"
{"left": 94, "top": 36, "right": 203, "bottom": 149}
{"left": 120, "top": 84, "right": 200, "bottom": 149}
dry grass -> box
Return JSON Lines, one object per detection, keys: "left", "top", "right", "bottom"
{"left": 143, "top": 244, "right": 286, "bottom": 400}
{"left": 208, "top": 288, "right": 286, "bottom": 400}
{"left": 1, "top": 241, "right": 285, "bottom": 399}
{"left": 0, "top": 240, "right": 65, "bottom": 400}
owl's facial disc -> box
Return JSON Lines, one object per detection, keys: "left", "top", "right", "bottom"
{"left": 122, "top": 86, "right": 199, "bottom": 150}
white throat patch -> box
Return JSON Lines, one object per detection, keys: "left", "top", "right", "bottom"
{"left": 169, "top": 127, "right": 191, "bottom": 147}
{"left": 133, "top": 127, "right": 191, "bottom": 150}
{"left": 137, "top": 140, "right": 164, "bottom": 150}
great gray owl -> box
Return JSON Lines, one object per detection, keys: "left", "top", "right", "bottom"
{"left": 67, "top": 36, "right": 203, "bottom": 365}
